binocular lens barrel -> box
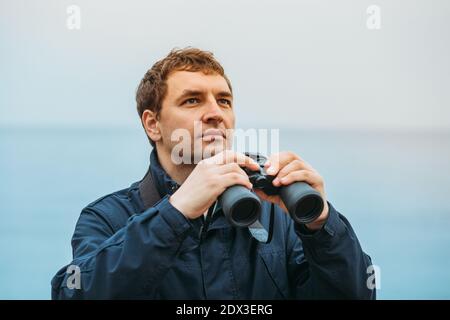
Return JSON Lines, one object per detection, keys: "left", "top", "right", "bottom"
{"left": 279, "top": 182, "right": 324, "bottom": 224}
{"left": 219, "top": 185, "right": 261, "bottom": 227}
{"left": 219, "top": 182, "right": 324, "bottom": 227}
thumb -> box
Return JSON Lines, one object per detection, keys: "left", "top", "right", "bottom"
{"left": 253, "top": 189, "right": 278, "bottom": 205}
{"left": 253, "top": 189, "right": 287, "bottom": 213}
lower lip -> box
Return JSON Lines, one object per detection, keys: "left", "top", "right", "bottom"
{"left": 202, "top": 135, "right": 224, "bottom": 142}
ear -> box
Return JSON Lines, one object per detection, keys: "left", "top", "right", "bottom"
{"left": 142, "top": 110, "right": 162, "bottom": 143}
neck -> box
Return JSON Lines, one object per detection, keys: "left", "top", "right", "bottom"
{"left": 155, "top": 146, "right": 195, "bottom": 185}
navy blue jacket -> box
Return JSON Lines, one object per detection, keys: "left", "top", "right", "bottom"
{"left": 51, "top": 151, "right": 375, "bottom": 299}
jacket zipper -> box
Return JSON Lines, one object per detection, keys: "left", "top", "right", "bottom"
{"left": 198, "top": 200, "right": 217, "bottom": 298}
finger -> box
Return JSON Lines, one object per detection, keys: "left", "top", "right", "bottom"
{"left": 265, "top": 155, "right": 312, "bottom": 170}
{"left": 265, "top": 151, "right": 300, "bottom": 176}
{"left": 278, "top": 170, "right": 323, "bottom": 189}
{"left": 237, "top": 154, "right": 260, "bottom": 171}
{"left": 218, "top": 162, "right": 249, "bottom": 177}
{"left": 212, "top": 150, "right": 260, "bottom": 170}
{"left": 221, "top": 172, "right": 252, "bottom": 190}
{"left": 253, "top": 189, "right": 270, "bottom": 202}
{"left": 272, "top": 159, "right": 314, "bottom": 186}
{"left": 253, "top": 189, "right": 284, "bottom": 208}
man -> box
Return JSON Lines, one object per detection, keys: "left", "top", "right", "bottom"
{"left": 51, "top": 48, "right": 376, "bottom": 299}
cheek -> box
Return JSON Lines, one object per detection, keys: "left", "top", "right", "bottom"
{"left": 224, "top": 111, "right": 235, "bottom": 128}
{"left": 161, "top": 114, "right": 197, "bottom": 142}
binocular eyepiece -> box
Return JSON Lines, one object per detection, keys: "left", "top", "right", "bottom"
{"left": 218, "top": 153, "right": 324, "bottom": 227}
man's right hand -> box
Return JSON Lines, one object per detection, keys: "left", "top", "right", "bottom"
{"left": 169, "top": 151, "right": 260, "bottom": 219}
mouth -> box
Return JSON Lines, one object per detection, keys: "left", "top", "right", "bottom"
{"left": 201, "top": 129, "right": 226, "bottom": 141}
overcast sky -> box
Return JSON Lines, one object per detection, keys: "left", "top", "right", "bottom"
{"left": 1, "top": 0, "right": 449, "bottom": 130}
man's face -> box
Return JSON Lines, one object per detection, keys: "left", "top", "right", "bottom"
{"left": 156, "top": 70, "right": 235, "bottom": 163}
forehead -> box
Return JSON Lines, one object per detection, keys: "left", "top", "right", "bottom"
{"left": 165, "top": 70, "right": 231, "bottom": 97}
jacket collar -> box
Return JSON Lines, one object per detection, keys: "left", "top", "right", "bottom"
{"left": 150, "top": 149, "right": 180, "bottom": 198}
{"left": 138, "top": 149, "right": 178, "bottom": 209}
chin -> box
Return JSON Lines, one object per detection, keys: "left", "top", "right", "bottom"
{"left": 202, "top": 146, "right": 224, "bottom": 158}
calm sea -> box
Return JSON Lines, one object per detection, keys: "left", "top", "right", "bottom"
{"left": 1, "top": 127, "right": 450, "bottom": 299}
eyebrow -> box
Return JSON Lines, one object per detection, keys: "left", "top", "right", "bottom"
{"left": 216, "top": 91, "right": 233, "bottom": 99}
{"left": 175, "top": 89, "right": 233, "bottom": 104}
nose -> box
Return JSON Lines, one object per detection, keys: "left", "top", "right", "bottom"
{"left": 201, "top": 98, "right": 224, "bottom": 125}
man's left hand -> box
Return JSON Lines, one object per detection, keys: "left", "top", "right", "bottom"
{"left": 253, "top": 151, "right": 329, "bottom": 231}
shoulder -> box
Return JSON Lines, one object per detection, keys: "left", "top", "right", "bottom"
{"left": 80, "top": 182, "right": 142, "bottom": 232}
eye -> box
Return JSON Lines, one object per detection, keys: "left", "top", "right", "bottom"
{"left": 218, "top": 98, "right": 232, "bottom": 107}
{"left": 183, "top": 98, "right": 200, "bottom": 105}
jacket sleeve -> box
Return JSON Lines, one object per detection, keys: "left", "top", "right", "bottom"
{"left": 286, "top": 202, "right": 376, "bottom": 299}
{"left": 51, "top": 196, "right": 193, "bottom": 299}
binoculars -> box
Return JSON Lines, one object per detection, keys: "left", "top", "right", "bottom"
{"left": 218, "top": 153, "right": 324, "bottom": 227}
